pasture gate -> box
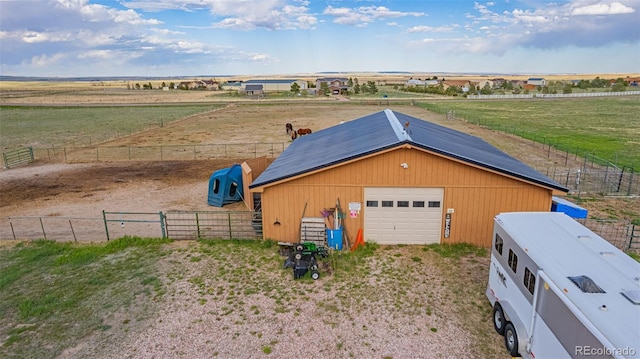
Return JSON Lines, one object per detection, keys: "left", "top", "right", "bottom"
{"left": 2, "top": 147, "right": 34, "bottom": 169}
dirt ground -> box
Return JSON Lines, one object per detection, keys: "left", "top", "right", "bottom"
{"left": 0, "top": 101, "right": 635, "bottom": 358}
{"left": 1, "top": 103, "right": 637, "bottom": 228}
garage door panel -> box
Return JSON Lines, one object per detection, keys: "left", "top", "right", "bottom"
{"left": 364, "top": 187, "right": 443, "bottom": 245}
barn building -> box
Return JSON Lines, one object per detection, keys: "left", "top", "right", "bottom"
{"left": 248, "top": 109, "right": 568, "bottom": 247}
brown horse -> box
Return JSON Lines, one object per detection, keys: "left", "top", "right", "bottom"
{"left": 291, "top": 130, "right": 298, "bottom": 140}
{"left": 285, "top": 123, "right": 293, "bottom": 134}
{"left": 297, "top": 128, "right": 312, "bottom": 136}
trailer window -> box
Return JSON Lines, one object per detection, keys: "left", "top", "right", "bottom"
{"left": 524, "top": 268, "right": 535, "bottom": 295}
{"left": 568, "top": 275, "right": 606, "bottom": 294}
{"left": 508, "top": 249, "right": 518, "bottom": 273}
{"left": 494, "top": 234, "right": 503, "bottom": 255}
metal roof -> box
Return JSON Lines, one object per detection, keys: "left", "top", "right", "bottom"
{"left": 244, "top": 79, "right": 300, "bottom": 84}
{"left": 250, "top": 109, "right": 568, "bottom": 192}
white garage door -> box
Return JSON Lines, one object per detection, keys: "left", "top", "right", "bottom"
{"left": 364, "top": 187, "right": 444, "bottom": 245}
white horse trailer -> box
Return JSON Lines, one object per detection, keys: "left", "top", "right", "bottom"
{"left": 486, "top": 212, "right": 640, "bottom": 358}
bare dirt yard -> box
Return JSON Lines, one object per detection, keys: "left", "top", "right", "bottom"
{"left": 0, "top": 102, "right": 637, "bottom": 359}
{"left": 1, "top": 102, "right": 636, "bottom": 224}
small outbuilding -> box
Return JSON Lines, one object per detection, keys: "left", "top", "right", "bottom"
{"left": 551, "top": 196, "right": 588, "bottom": 219}
{"left": 208, "top": 164, "right": 243, "bottom": 207}
{"left": 248, "top": 109, "right": 569, "bottom": 247}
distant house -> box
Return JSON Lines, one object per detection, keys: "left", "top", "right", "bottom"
{"left": 202, "top": 79, "right": 219, "bottom": 91}
{"left": 527, "top": 78, "right": 546, "bottom": 86}
{"left": 442, "top": 80, "right": 471, "bottom": 92}
{"left": 477, "top": 80, "right": 494, "bottom": 90}
{"left": 623, "top": 76, "right": 640, "bottom": 86}
{"left": 243, "top": 84, "right": 264, "bottom": 96}
{"left": 241, "top": 79, "right": 306, "bottom": 92}
{"left": 315, "top": 77, "right": 349, "bottom": 95}
{"left": 406, "top": 78, "right": 439, "bottom": 87}
{"left": 490, "top": 78, "right": 506, "bottom": 88}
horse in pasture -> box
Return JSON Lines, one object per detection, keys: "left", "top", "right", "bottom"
{"left": 291, "top": 130, "right": 298, "bottom": 140}
{"left": 297, "top": 128, "right": 312, "bottom": 136}
{"left": 285, "top": 123, "right": 293, "bottom": 134}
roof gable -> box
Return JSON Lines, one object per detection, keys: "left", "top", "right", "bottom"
{"left": 250, "top": 109, "right": 568, "bottom": 192}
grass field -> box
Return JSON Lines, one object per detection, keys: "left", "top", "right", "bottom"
{"left": 0, "top": 105, "right": 222, "bottom": 149}
{"left": 416, "top": 97, "right": 640, "bottom": 170}
{"left": 0, "top": 238, "right": 507, "bottom": 359}
{"left": 1, "top": 96, "right": 638, "bottom": 169}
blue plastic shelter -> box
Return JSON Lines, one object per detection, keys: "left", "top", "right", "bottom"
{"left": 207, "top": 164, "right": 243, "bottom": 207}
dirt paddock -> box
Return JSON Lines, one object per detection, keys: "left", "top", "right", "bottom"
{"left": 1, "top": 103, "right": 637, "bottom": 236}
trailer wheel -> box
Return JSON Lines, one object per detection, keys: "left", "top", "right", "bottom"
{"left": 493, "top": 303, "right": 506, "bottom": 335}
{"left": 311, "top": 270, "right": 320, "bottom": 280}
{"left": 504, "top": 322, "right": 519, "bottom": 357}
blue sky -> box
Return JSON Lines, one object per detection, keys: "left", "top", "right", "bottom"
{"left": 1, "top": 0, "right": 639, "bottom": 77}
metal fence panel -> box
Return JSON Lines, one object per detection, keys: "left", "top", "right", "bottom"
{"left": 0, "top": 216, "right": 105, "bottom": 242}
{"left": 576, "top": 218, "right": 633, "bottom": 251}
{"left": 164, "top": 210, "right": 262, "bottom": 240}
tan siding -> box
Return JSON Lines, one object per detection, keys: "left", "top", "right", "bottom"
{"left": 259, "top": 147, "right": 556, "bottom": 247}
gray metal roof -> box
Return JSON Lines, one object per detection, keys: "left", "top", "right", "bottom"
{"left": 250, "top": 109, "right": 568, "bottom": 192}
{"left": 245, "top": 79, "right": 299, "bottom": 84}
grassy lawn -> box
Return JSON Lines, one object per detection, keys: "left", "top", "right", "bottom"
{"left": 416, "top": 97, "right": 640, "bottom": 169}
{"left": 0, "top": 238, "right": 507, "bottom": 358}
{"left": 0, "top": 105, "right": 222, "bottom": 149}
{"left": 0, "top": 237, "right": 172, "bottom": 359}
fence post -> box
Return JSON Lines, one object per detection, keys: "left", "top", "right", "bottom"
{"left": 103, "top": 210, "right": 110, "bottom": 241}
{"left": 39, "top": 217, "right": 47, "bottom": 240}
{"left": 9, "top": 219, "right": 16, "bottom": 240}
{"left": 69, "top": 219, "right": 77, "bottom": 242}
{"left": 196, "top": 212, "right": 201, "bottom": 239}
{"left": 159, "top": 211, "right": 166, "bottom": 239}
{"left": 228, "top": 212, "right": 232, "bottom": 239}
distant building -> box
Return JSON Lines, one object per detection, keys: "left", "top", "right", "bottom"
{"left": 315, "top": 77, "right": 349, "bottom": 95}
{"left": 241, "top": 79, "right": 306, "bottom": 92}
{"left": 527, "top": 78, "right": 546, "bottom": 86}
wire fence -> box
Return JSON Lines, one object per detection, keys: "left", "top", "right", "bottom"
{"left": 29, "top": 142, "right": 287, "bottom": 162}
{"left": 0, "top": 210, "right": 262, "bottom": 243}
{"left": 1, "top": 211, "right": 637, "bottom": 253}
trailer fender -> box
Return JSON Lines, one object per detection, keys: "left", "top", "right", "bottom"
{"left": 496, "top": 300, "right": 529, "bottom": 353}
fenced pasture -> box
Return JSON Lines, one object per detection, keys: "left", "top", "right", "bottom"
{"left": 1, "top": 100, "right": 638, "bottom": 250}
{"left": 0, "top": 104, "right": 223, "bottom": 149}
{"left": 420, "top": 96, "right": 640, "bottom": 170}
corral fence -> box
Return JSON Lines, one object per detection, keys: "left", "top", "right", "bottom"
{"left": 467, "top": 91, "right": 640, "bottom": 100}
{"left": 544, "top": 157, "right": 638, "bottom": 196}
{"left": 3, "top": 147, "right": 34, "bottom": 168}
{"left": 576, "top": 218, "right": 639, "bottom": 252}
{"left": 28, "top": 143, "right": 287, "bottom": 162}
{"left": 439, "top": 109, "right": 638, "bottom": 196}
{"left": 0, "top": 210, "right": 262, "bottom": 243}
{"left": 2, "top": 211, "right": 637, "bottom": 253}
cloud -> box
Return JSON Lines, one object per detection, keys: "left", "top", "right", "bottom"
{"left": 407, "top": 25, "right": 458, "bottom": 33}
{"left": 29, "top": 53, "right": 67, "bottom": 67}
{"left": 54, "top": 0, "right": 162, "bottom": 25}
{"left": 208, "top": 1, "right": 317, "bottom": 30}
{"left": 324, "top": 5, "right": 425, "bottom": 27}
{"left": 571, "top": 1, "right": 635, "bottom": 15}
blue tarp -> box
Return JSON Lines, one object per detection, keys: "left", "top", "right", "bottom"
{"left": 551, "top": 196, "right": 588, "bottom": 219}
{"left": 208, "top": 164, "right": 243, "bottom": 207}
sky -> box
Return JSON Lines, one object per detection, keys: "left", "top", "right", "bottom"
{"left": 1, "top": 0, "right": 639, "bottom": 77}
